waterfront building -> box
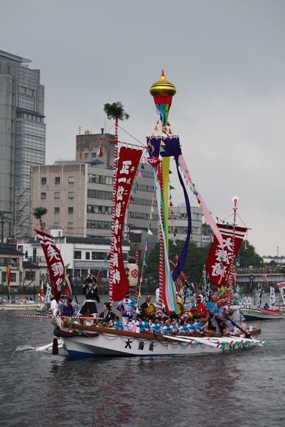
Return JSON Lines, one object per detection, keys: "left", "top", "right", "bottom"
{"left": 168, "top": 203, "right": 202, "bottom": 247}
{"left": 17, "top": 232, "right": 130, "bottom": 284}
{"left": 31, "top": 131, "right": 159, "bottom": 252}
{"left": 0, "top": 50, "right": 46, "bottom": 238}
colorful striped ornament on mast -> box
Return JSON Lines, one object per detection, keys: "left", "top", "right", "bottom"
{"left": 148, "top": 71, "right": 179, "bottom": 315}
{"left": 150, "top": 70, "right": 176, "bottom": 135}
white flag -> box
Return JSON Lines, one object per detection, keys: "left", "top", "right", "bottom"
{"left": 270, "top": 286, "right": 275, "bottom": 307}
{"left": 44, "top": 286, "right": 51, "bottom": 303}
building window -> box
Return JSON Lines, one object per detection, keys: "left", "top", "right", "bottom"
{"left": 68, "top": 222, "right": 73, "bottom": 229}
{"left": 86, "top": 252, "right": 90, "bottom": 260}
{"left": 55, "top": 177, "right": 60, "bottom": 184}
{"left": 41, "top": 177, "right": 46, "bottom": 184}
{"left": 54, "top": 207, "right": 60, "bottom": 214}
{"left": 68, "top": 192, "right": 74, "bottom": 199}
{"left": 40, "top": 192, "right": 46, "bottom": 199}
{"left": 54, "top": 192, "right": 60, "bottom": 199}
{"left": 68, "top": 207, "right": 74, "bottom": 214}
{"left": 85, "top": 152, "right": 89, "bottom": 158}
{"left": 68, "top": 176, "right": 74, "bottom": 183}
{"left": 54, "top": 222, "right": 60, "bottom": 228}
{"left": 74, "top": 251, "right": 81, "bottom": 259}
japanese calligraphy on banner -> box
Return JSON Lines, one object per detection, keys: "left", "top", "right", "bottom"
{"left": 35, "top": 229, "right": 65, "bottom": 302}
{"left": 206, "top": 224, "right": 247, "bottom": 287}
{"left": 111, "top": 146, "right": 143, "bottom": 301}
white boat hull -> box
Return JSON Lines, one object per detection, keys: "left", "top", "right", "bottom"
{"left": 240, "top": 308, "right": 284, "bottom": 321}
{"left": 54, "top": 322, "right": 264, "bottom": 358}
{"left": 0, "top": 303, "right": 38, "bottom": 311}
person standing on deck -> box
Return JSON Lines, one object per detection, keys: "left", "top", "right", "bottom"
{"left": 79, "top": 274, "right": 100, "bottom": 317}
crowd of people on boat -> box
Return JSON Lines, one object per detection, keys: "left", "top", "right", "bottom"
{"left": 49, "top": 274, "right": 249, "bottom": 337}
{"left": 104, "top": 291, "right": 239, "bottom": 336}
{"left": 69, "top": 288, "right": 240, "bottom": 337}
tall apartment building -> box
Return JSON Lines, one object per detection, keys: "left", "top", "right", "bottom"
{"left": 0, "top": 50, "right": 46, "bottom": 239}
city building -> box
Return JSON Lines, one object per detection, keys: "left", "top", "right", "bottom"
{"left": 0, "top": 244, "right": 24, "bottom": 290}
{"left": 168, "top": 203, "right": 203, "bottom": 247}
{"left": 30, "top": 131, "right": 159, "bottom": 252}
{"left": 0, "top": 50, "right": 46, "bottom": 239}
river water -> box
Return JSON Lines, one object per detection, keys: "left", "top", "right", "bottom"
{"left": 0, "top": 295, "right": 284, "bottom": 427}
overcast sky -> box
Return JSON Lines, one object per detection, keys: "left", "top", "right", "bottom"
{"left": 1, "top": 0, "right": 285, "bottom": 258}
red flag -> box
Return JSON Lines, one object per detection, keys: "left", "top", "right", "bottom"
{"left": 34, "top": 229, "right": 65, "bottom": 302}
{"left": 206, "top": 224, "right": 247, "bottom": 287}
{"left": 110, "top": 146, "right": 143, "bottom": 301}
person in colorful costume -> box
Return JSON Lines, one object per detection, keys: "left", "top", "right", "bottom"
{"left": 60, "top": 295, "right": 74, "bottom": 317}
{"left": 190, "top": 296, "right": 208, "bottom": 322}
{"left": 116, "top": 292, "right": 137, "bottom": 327}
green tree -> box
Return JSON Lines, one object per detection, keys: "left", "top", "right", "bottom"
{"left": 144, "top": 239, "right": 264, "bottom": 289}
{"left": 145, "top": 240, "right": 210, "bottom": 285}
{"left": 237, "top": 241, "right": 264, "bottom": 268}
{"left": 103, "top": 102, "right": 129, "bottom": 121}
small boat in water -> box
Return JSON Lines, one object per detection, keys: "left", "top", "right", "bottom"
{"left": 0, "top": 298, "right": 39, "bottom": 311}
{"left": 240, "top": 307, "right": 284, "bottom": 321}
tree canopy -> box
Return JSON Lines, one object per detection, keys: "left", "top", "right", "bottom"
{"left": 33, "top": 206, "right": 47, "bottom": 220}
{"left": 236, "top": 241, "right": 264, "bottom": 267}
{"left": 143, "top": 239, "right": 264, "bottom": 288}
{"left": 103, "top": 102, "right": 129, "bottom": 121}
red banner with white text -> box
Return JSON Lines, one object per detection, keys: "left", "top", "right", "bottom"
{"left": 111, "top": 146, "right": 143, "bottom": 301}
{"left": 206, "top": 224, "right": 247, "bottom": 287}
{"left": 34, "top": 229, "right": 65, "bottom": 302}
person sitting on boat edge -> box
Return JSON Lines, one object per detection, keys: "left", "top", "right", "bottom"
{"left": 211, "top": 300, "right": 235, "bottom": 336}
{"left": 60, "top": 295, "right": 74, "bottom": 317}
{"left": 190, "top": 295, "right": 208, "bottom": 323}
{"left": 99, "top": 302, "right": 116, "bottom": 324}
{"left": 224, "top": 307, "right": 235, "bottom": 336}
{"left": 140, "top": 294, "right": 156, "bottom": 320}
{"left": 79, "top": 273, "right": 100, "bottom": 317}
{"left": 116, "top": 292, "right": 137, "bottom": 328}
{"left": 263, "top": 302, "right": 269, "bottom": 310}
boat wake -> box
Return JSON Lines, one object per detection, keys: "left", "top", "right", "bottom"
{"left": 15, "top": 339, "right": 63, "bottom": 353}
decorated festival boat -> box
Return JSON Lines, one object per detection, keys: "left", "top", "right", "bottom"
{"left": 239, "top": 307, "right": 284, "bottom": 321}
{"left": 240, "top": 284, "right": 284, "bottom": 321}
{"left": 35, "top": 71, "right": 268, "bottom": 358}
{"left": 240, "top": 285, "right": 284, "bottom": 320}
